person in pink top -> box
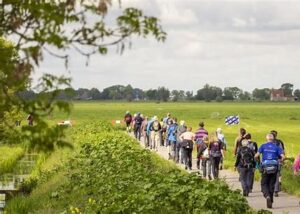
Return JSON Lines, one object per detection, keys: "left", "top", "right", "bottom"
{"left": 293, "top": 154, "right": 300, "bottom": 175}
{"left": 180, "top": 127, "right": 195, "bottom": 170}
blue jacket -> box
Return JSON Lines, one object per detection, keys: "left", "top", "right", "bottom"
{"left": 168, "top": 123, "right": 178, "bottom": 142}
{"left": 146, "top": 119, "right": 154, "bottom": 135}
{"left": 258, "top": 142, "right": 283, "bottom": 164}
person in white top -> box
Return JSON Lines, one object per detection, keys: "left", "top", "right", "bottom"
{"left": 180, "top": 127, "right": 195, "bottom": 170}
{"left": 216, "top": 128, "right": 226, "bottom": 170}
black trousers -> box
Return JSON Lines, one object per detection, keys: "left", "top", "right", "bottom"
{"left": 183, "top": 148, "right": 193, "bottom": 169}
{"left": 211, "top": 156, "right": 221, "bottom": 179}
{"left": 134, "top": 125, "right": 141, "bottom": 140}
{"left": 261, "top": 171, "right": 277, "bottom": 202}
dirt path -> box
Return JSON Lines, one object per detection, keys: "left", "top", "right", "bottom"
{"left": 135, "top": 136, "right": 300, "bottom": 214}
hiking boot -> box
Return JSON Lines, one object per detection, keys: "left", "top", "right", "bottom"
{"left": 266, "top": 196, "right": 272, "bottom": 208}
{"left": 220, "top": 165, "right": 223, "bottom": 170}
{"left": 208, "top": 175, "right": 212, "bottom": 180}
{"left": 185, "top": 166, "right": 188, "bottom": 170}
{"left": 274, "top": 192, "right": 279, "bottom": 197}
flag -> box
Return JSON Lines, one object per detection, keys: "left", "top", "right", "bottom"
{"left": 225, "top": 115, "right": 240, "bottom": 125}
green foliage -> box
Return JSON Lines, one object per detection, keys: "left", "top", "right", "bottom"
{"left": 44, "top": 122, "right": 255, "bottom": 213}
{"left": 0, "top": 1, "right": 166, "bottom": 151}
{"left": 0, "top": 146, "right": 24, "bottom": 174}
{"left": 281, "top": 159, "right": 300, "bottom": 196}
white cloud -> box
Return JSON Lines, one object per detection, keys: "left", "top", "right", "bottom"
{"left": 35, "top": 0, "right": 300, "bottom": 92}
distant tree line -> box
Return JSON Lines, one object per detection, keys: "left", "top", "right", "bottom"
{"left": 18, "top": 83, "right": 300, "bottom": 102}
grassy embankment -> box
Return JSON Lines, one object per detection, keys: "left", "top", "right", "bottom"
{"left": 6, "top": 122, "right": 268, "bottom": 213}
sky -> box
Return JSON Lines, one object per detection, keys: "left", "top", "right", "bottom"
{"left": 36, "top": 0, "right": 300, "bottom": 92}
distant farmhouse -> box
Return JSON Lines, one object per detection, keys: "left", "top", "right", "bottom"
{"left": 270, "top": 89, "right": 295, "bottom": 101}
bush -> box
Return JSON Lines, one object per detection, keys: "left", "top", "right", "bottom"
{"left": 59, "top": 122, "right": 255, "bottom": 213}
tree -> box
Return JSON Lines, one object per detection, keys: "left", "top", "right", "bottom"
{"left": 239, "top": 91, "right": 251, "bottom": 101}
{"left": 196, "top": 84, "right": 222, "bottom": 101}
{"left": 90, "top": 88, "right": 101, "bottom": 100}
{"left": 281, "top": 83, "right": 294, "bottom": 96}
{"left": 294, "top": 89, "right": 300, "bottom": 101}
{"left": 145, "top": 89, "right": 158, "bottom": 100}
{"left": 124, "top": 85, "right": 134, "bottom": 101}
{"left": 157, "top": 87, "right": 170, "bottom": 102}
{"left": 252, "top": 88, "right": 270, "bottom": 101}
{"left": 223, "top": 87, "right": 243, "bottom": 100}
{"left": 171, "top": 90, "right": 185, "bottom": 102}
{"left": 0, "top": 1, "right": 166, "bottom": 150}
{"left": 185, "top": 91, "right": 194, "bottom": 100}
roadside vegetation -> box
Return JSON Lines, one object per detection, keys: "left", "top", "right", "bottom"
{"left": 0, "top": 146, "right": 25, "bottom": 174}
{"left": 6, "top": 122, "right": 269, "bottom": 213}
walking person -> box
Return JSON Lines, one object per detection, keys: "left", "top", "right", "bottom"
{"left": 179, "top": 127, "right": 195, "bottom": 170}
{"left": 167, "top": 119, "right": 178, "bottom": 161}
{"left": 162, "top": 113, "right": 171, "bottom": 146}
{"left": 244, "top": 133, "right": 258, "bottom": 193}
{"left": 146, "top": 117, "right": 155, "bottom": 149}
{"left": 216, "top": 128, "right": 226, "bottom": 170}
{"left": 209, "top": 132, "right": 224, "bottom": 179}
{"left": 141, "top": 116, "right": 149, "bottom": 147}
{"left": 235, "top": 139, "right": 256, "bottom": 196}
{"left": 195, "top": 121, "right": 208, "bottom": 169}
{"left": 197, "top": 136, "right": 212, "bottom": 180}
{"left": 133, "top": 113, "right": 143, "bottom": 141}
{"left": 234, "top": 128, "right": 246, "bottom": 156}
{"left": 255, "top": 134, "right": 285, "bottom": 209}
{"left": 124, "top": 111, "right": 133, "bottom": 133}
{"left": 177, "top": 120, "right": 187, "bottom": 164}
{"left": 270, "top": 130, "right": 285, "bottom": 197}
{"left": 150, "top": 116, "right": 161, "bottom": 151}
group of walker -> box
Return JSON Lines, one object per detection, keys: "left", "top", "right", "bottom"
{"left": 124, "top": 111, "right": 299, "bottom": 209}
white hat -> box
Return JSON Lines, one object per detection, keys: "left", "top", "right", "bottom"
{"left": 216, "top": 128, "right": 222, "bottom": 134}
{"left": 180, "top": 120, "right": 185, "bottom": 126}
{"left": 153, "top": 116, "right": 158, "bottom": 121}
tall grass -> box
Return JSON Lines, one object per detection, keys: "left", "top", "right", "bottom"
{"left": 0, "top": 146, "right": 25, "bottom": 174}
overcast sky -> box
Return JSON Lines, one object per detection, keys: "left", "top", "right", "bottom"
{"left": 36, "top": 0, "right": 300, "bottom": 92}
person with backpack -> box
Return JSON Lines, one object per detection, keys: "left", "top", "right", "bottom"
{"left": 124, "top": 111, "right": 133, "bottom": 133}
{"left": 141, "top": 116, "right": 149, "bottom": 147}
{"left": 150, "top": 116, "right": 161, "bottom": 151}
{"left": 244, "top": 133, "right": 258, "bottom": 193}
{"left": 216, "top": 128, "right": 226, "bottom": 170}
{"left": 197, "top": 136, "right": 212, "bottom": 180}
{"left": 133, "top": 113, "right": 143, "bottom": 141}
{"left": 179, "top": 127, "right": 195, "bottom": 170}
{"left": 195, "top": 121, "right": 208, "bottom": 169}
{"left": 209, "top": 132, "right": 224, "bottom": 179}
{"left": 255, "top": 134, "right": 285, "bottom": 209}
{"left": 146, "top": 117, "right": 155, "bottom": 149}
{"left": 162, "top": 113, "right": 171, "bottom": 146}
{"left": 270, "top": 130, "right": 285, "bottom": 197}
{"left": 234, "top": 128, "right": 247, "bottom": 156}
{"left": 177, "top": 120, "right": 187, "bottom": 164}
{"left": 167, "top": 119, "right": 178, "bottom": 161}
{"left": 235, "top": 139, "right": 256, "bottom": 196}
